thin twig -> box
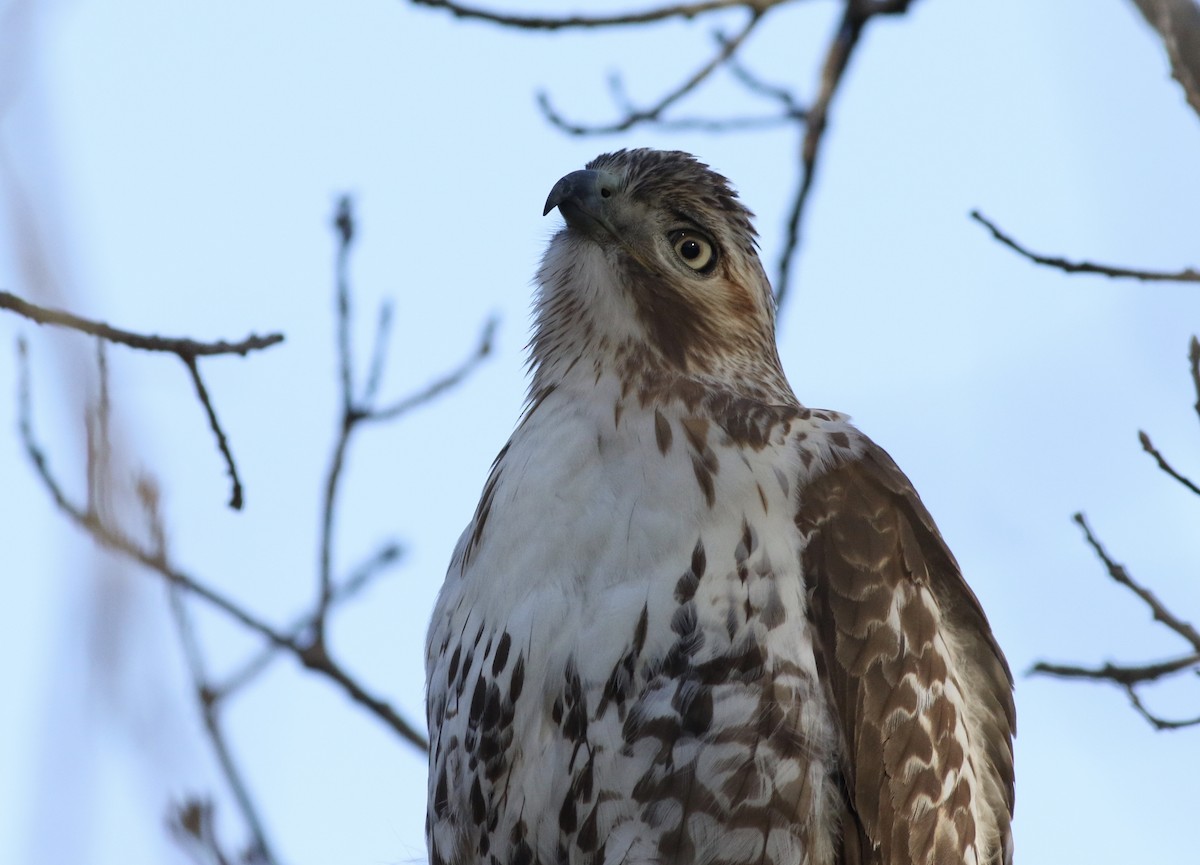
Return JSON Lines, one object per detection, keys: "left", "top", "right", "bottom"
{"left": 604, "top": 66, "right": 798, "bottom": 133}
{"left": 538, "top": 11, "right": 766, "bottom": 135}
{"left": 362, "top": 300, "right": 395, "bottom": 405}
{"left": 167, "top": 583, "right": 279, "bottom": 864}
{"left": 1126, "top": 684, "right": 1200, "bottom": 731}
{"left": 411, "top": 0, "right": 784, "bottom": 30}
{"left": 725, "top": 51, "right": 807, "bottom": 117}
{"left": 365, "top": 316, "right": 496, "bottom": 423}
{"left": 334, "top": 197, "right": 356, "bottom": 417}
{"left": 970, "top": 211, "right": 1200, "bottom": 283}
{"left": 1189, "top": 335, "right": 1200, "bottom": 432}
{"left": 182, "top": 355, "right": 245, "bottom": 510}
{"left": 1072, "top": 512, "right": 1200, "bottom": 650}
{"left": 1138, "top": 429, "right": 1200, "bottom": 496}
{"left": 0, "top": 290, "right": 285, "bottom": 355}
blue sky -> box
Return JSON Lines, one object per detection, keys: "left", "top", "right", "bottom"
{"left": 2, "top": 1, "right": 1199, "bottom": 863}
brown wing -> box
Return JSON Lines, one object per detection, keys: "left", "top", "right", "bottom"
{"left": 797, "top": 440, "right": 1015, "bottom": 865}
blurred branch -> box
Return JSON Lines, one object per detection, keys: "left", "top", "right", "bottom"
{"left": 17, "top": 335, "right": 431, "bottom": 751}
{"left": 0, "top": 290, "right": 284, "bottom": 355}
{"left": 1139, "top": 429, "right": 1200, "bottom": 495}
{"left": 1, "top": 288, "right": 284, "bottom": 510}
{"left": 214, "top": 542, "right": 404, "bottom": 702}
{"left": 314, "top": 196, "right": 495, "bottom": 642}
{"left": 970, "top": 210, "right": 1200, "bottom": 283}
{"left": 1131, "top": 0, "right": 1200, "bottom": 122}
{"left": 538, "top": 11, "right": 767, "bottom": 135}
{"left": 410, "top": 0, "right": 791, "bottom": 30}
{"left": 774, "top": 0, "right": 915, "bottom": 307}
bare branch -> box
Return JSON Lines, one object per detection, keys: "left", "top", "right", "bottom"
{"left": 182, "top": 355, "right": 245, "bottom": 510}
{"left": 970, "top": 211, "right": 1200, "bottom": 283}
{"left": 725, "top": 51, "right": 807, "bottom": 118}
{"left": 366, "top": 315, "right": 496, "bottom": 423}
{"left": 1031, "top": 511, "right": 1200, "bottom": 730}
{"left": 1126, "top": 684, "right": 1200, "bottom": 731}
{"left": 538, "top": 11, "right": 766, "bottom": 135}
{"left": 411, "top": 0, "right": 788, "bottom": 30}
{"left": 362, "top": 299, "right": 395, "bottom": 406}
{"left": 167, "top": 582, "right": 279, "bottom": 865}
{"left": 1072, "top": 512, "right": 1200, "bottom": 650}
{"left": 17, "top": 338, "right": 430, "bottom": 750}
{"left": 1190, "top": 335, "right": 1200, "bottom": 430}
{"left": 1130, "top": 0, "right": 1200, "bottom": 122}
{"left": 3, "top": 288, "right": 280, "bottom": 510}
{"left": 1139, "top": 429, "right": 1200, "bottom": 496}
{"left": 772, "top": 0, "right": 916, "bottom": 308}
{"left": 214, "top": 542, "right": 404, "bottom": 702}
{"left": 168, "top": 798, "right": 238, "bottom": 865}
{"left": 334, "top": 197, "right": 356, "bottom": 416}
{"left": 0, "top": 289, "right": 285, "bottom": 356}
{"left": 1030, "top": 652, "right": 1200, "bottom": 686}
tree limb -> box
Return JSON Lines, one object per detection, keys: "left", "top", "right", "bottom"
{"left": 970, "top": 210, "right": 1200, "bottom": 283}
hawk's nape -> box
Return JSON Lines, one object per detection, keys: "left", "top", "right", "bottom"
{"left": 424, "top": 148, "right": 1014, "bottom": 865}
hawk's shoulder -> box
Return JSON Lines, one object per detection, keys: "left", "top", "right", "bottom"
{"left": 796, "top": 435, "right": 1016, "bottom": 865}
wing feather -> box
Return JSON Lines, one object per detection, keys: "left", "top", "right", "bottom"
{"left": 797, "top": 440, "right": 1015, "bottom": 865}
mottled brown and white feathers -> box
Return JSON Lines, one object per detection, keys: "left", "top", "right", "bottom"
{"left": 425, "top": 149, "right": 1014, "bottom": 865}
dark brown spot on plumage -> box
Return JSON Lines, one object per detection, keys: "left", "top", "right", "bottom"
{"left": 653, "top": 408, "right": 673, "bottom": 454}
{"left": 557, "top": 795, "right": 577, "bottom": 834}
{"left": 829, "top": 430, "right": 850, "bottom": 449}
{"left": 433, "top": 762, "right": 449, "bottom": 818}
{"left": 576, "top": 804, "right": 599, "bottom": 851}
{"left": 691, "top": 454, "right": 716, "bottom": 507}
{"left": 509, "top": 654, "right": 525, "bottom": 701}
{"left": 491, "top": 632, "right": 511, "bottom": 676}
{"left": 470, "top": 776, "right": 486, "bottom": 823}
{"left": 469, "top": 676, "right": 487, "bottom": 726}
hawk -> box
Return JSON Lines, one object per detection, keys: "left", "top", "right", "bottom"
{"left": 425, "top": 149, "right": 1015, "bottom": 865}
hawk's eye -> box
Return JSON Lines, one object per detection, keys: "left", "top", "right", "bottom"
{"left": 670, "top": 230, "right": 716, "bottom": 273}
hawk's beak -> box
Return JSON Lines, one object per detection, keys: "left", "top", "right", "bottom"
{"left": 543, "top": 169, "right": 619, "bottom": 238}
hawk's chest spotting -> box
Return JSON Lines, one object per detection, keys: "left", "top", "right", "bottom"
{"left": 426, "top": 374, "right": 846, "bottom": 865}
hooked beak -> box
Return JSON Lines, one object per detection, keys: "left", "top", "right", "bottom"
{"left": 543, "top": 168, "right": 620, "bottom": 237}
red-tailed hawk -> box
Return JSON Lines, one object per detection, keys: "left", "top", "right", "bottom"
{"left": 425, "top": 149, "right": 1015, "bottom": 865}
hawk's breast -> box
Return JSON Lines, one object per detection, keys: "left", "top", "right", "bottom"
{"left": 426, "top": 376, "right": 847, "bottom": 865}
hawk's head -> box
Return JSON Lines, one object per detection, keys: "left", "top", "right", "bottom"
{"left": 535, "top": 149, "right": 787, "bottom": 397}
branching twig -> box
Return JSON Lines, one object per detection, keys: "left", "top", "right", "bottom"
{"left": 970, "top": 211, "right": 1200, "bottom": 283}
{"left": 168, "top": 584, "right": 278, "bottom": 865}
{"left": 1030, "top": 511, "right": 1200, "bottom": 730}
{"left": 214, "top": 542, "right": 404, "bottom": 702}
{"left": 365, "top": 316, "right": 495, "bottom": 423}
{"left": 2, "top": 289, "right": 283, "bottom": 510}
{"left": 315, "top": 196, "right": 495, "bottom": 641}
{"left": 16, "top": 336, "right": 431, "bottom": 750}
{"left": 538, "top": 11, "right": 767, "bottom": 135}
{"left": 1071, "top": 512, "right": 1200, "bottom": 651}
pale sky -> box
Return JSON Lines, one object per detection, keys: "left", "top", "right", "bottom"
{"left": 2, "top": 1, "right": 1199, "bottom": 864}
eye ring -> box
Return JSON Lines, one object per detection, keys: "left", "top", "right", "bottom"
{"left": 670, "top": 230, "right": 717, "bottom": 273}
